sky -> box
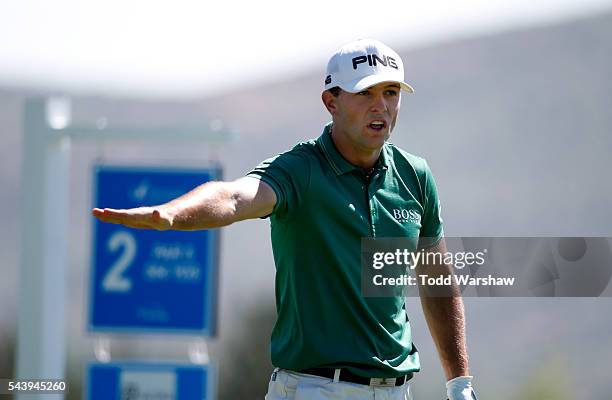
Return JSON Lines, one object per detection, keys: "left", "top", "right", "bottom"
{"left": 0, "top": 0, "right": 611, "bottom": 98}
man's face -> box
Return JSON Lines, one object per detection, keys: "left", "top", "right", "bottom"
{"left": 328, "top": 82, "right": 401, "bottom": 152}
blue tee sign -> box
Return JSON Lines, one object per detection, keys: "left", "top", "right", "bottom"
{"left": 86, "top": 362, "right": 214, "bottom": 400}
{"left": 90, "top": 165, "right": 220, "bottom": 335}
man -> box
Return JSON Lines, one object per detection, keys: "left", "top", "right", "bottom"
{"left": 93, "top": 39, "right": 477, "bottom": 400}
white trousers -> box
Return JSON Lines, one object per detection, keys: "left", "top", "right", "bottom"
{"left": 265, "top": 368, "right": 412, "bottom": 400}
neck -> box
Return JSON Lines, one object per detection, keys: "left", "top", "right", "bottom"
{"left": 330, "top": 126, "right": 382, "bottom": 169}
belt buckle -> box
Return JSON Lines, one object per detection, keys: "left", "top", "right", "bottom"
{"left": 369, "top": 377, "right": 396, "bottom": 387}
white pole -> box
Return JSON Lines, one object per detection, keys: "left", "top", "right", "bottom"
{"left": 16, "top": 98, "right": 71, "bottom": 400}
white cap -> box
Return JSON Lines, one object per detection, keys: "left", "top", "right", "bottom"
{"left": 324, "top": 38, "right": 414, "bottom": 93}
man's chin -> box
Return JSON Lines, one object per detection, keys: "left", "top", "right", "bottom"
{"left": 366, "top": 131, "right": 390, "bottom": 146}
{"left": 362, "top": 138, "right": 388, "bottom": 152}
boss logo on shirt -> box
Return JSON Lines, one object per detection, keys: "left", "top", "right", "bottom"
{"left": 352, "top": 54, "right": 399, "bottom": 70}
{"left": 392, "top": 209, "right": 421, "bottom": 224}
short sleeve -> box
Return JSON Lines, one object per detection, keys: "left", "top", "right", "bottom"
{"left": 418, "top": 160, "right": 444, "bottom": 249}
{"left": 246, "top": 147, "right": 310, "bottom": 220}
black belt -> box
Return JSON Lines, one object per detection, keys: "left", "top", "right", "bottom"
{"left": 299, "top": 367, "right": 412, "bottom": 387}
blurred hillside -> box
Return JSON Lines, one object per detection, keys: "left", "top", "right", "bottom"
{"left": 1, "top": 9, "right": 612, "bottom": 400}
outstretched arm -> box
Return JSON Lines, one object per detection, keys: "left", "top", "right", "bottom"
{"left": 92, "top": 176, "right": 276, "bottom": 230}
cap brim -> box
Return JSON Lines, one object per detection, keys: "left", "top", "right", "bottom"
{"left": 339, "top": 74, "right": 414, "bottom": 94}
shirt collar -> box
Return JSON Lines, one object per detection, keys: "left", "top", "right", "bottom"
{"left": 316, "top": 122, "right": 390, "bottom": 176}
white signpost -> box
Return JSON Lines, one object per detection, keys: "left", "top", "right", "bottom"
{"left": 17, "top": 97, "right": 233, "bottom": 400}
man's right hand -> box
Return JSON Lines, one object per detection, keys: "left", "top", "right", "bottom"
{"left": 92, "top": 206, "right": 174, "bottom": 230}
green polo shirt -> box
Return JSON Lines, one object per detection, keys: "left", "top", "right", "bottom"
{"left": 247, "top": 122, "right": 444, "bottom": 378}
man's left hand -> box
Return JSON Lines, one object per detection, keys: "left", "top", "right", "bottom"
{"left": 446, "top": 376, "right": 478, "bottom": 400}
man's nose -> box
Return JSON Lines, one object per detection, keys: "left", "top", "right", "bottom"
{"left": 369, "top": 93, "right": 387, "bottom": 113}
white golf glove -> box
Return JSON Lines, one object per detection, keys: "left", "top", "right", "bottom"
{"left": 446, "top": 376, "right": 477, "bottom": 400}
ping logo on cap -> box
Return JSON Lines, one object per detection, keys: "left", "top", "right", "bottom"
{"left": 352, "top": 54, "right": 398, "bottom": 70}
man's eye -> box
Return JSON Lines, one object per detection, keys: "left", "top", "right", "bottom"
{"left": 385, "top": 90, "right": 399, "bottom": 96}
{"left": 357, "top": 90, "right": 369, "bottom": 95}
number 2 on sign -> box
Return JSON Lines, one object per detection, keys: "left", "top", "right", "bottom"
{"left": 102, "top": 231, "right": 136, "bottom": 292}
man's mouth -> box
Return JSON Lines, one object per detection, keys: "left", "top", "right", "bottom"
{"left": 368, "top": 120, "right": 387, "bottom": 131}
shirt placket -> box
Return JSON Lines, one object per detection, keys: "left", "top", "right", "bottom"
{"left": 367, "top": 169, "right": 384, "bottom": 238}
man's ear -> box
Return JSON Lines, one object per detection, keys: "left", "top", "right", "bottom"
{"left": 322, "top": 90, "right": 338, "bottom": 115}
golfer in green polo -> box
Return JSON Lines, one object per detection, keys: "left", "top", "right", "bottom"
{"left": 93, "top": 39, "right": 477, "bottom": 400}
